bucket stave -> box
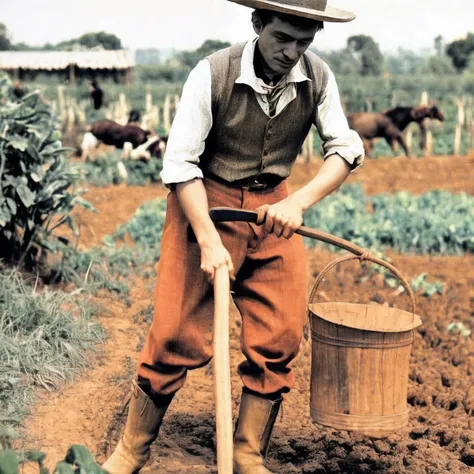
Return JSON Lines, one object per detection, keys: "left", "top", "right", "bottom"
{"left": 308, "top": 254, "right": 422, "bottom": 438}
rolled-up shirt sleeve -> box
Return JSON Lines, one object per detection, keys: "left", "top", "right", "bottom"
{"left": 160, "top": 60, "right": 213, "bottom": 185}
{"left": 314, "top": 68, "right": 365, "bottom": 171}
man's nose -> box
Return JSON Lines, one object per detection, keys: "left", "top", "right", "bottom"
{"left": 283, "top": 42, "right": 299, "bottom": 62}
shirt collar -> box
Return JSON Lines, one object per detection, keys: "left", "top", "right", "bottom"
{"left": 235, "top": 38, "right": 311, "bottom": 94}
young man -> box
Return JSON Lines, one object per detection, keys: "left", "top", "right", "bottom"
{"left": 103, "top": 1, "right": 364, "bottom": 473}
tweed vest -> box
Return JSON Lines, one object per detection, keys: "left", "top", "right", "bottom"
{"left": 199, "top": 43, "right": 329, "bottom": 183}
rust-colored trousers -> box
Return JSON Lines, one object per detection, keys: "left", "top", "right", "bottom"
{"left": 138, "top": 178, "right": 308, "bottom": 397}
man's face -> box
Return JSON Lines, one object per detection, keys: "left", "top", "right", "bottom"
{"left": 254, "top": 16, "right": 318, "bottom": 75}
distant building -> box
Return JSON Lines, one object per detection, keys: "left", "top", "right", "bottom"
{"left": 0, "top": 50, "right": 135, "bottom": 84}
{"left": 135, "top": 48, "right": 162, "bottom": 65}
{"left": 135, "top": 48, "right": 177, "bottom": 66}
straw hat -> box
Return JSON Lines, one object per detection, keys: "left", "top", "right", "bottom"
{"left": 227, "top": 0, "right": 355, "bottom": 22}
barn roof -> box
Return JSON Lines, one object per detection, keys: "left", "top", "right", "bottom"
{"left": 0, "top": 50, "right": 135, "bottom": 70}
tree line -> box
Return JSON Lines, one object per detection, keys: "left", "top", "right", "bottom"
{"left": 2, "top": 21, "right": 474, "bottom": 77}
{"left": 0, "top": 23, "right": 122, "bottom": 52}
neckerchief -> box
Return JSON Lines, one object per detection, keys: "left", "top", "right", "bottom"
{"left": 253, "top": 42, "right": 288, "bottom": 117}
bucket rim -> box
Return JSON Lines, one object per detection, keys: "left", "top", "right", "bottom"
{"left": 309, "top": 301, "right": 422, "bottom": 333}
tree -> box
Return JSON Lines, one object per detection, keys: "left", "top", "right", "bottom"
{"left": 315, "top": 48, "right": 360, "bottom": 75}
{"left": 179, "top": 40, "right": 231, "bottom": 68}
{"left": 386, "top": 48, "right": 424, "bottom": 75}
{"left": 347, "top": 35, "right": 384, "bottom": 76}
{"left": 56, "top": 31, "right": 122, "bottom": 51}
{"left": 446, "top": 33, "right": 474, "bottom": 71}
{"left": 0, "top": 23, "right": 12, "bottom": 50}
{"left": 415, "top": 55, "right": 456, "bottom": 75}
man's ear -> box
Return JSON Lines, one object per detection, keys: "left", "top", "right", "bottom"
{"left": 251, "top": 11, "right": 264, "bottom": 35}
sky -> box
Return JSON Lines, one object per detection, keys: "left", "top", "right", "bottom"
{"left": 2, "top": 0, "right": 474, "bottom": 54}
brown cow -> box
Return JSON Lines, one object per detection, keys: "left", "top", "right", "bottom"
{"left": 90, "top": 120, "right": 151, "bottom": 149}
{"left": 80, "top": 120, "right": 165, "bottom": 161}
{"left": 347, "top": 105, "right": 444, "bottom": 157}
{"left": 347, "top": 112, "right": 409, "bottom": 157}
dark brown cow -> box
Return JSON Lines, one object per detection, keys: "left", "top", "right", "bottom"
{"left": 347, "top": 105, "right": 444, "bottom": 157}
{"left": 80, "top": 120, "right": 165, "bottom": 161}
{"left": 90, "top": 120, "right": 151, "bottom": 149}
{"left": 384, "top": 105, "right": 444, "bottom": 149}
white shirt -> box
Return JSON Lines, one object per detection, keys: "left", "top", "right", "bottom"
{"left": 161, "top": 38, "right": 364, "bottom": 185}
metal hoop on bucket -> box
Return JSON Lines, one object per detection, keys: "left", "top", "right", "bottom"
{"left": 309, "top": 253, "right": 417, "bottom": 315}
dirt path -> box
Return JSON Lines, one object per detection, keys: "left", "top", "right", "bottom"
{"left": 21, "top": 156, "right": 474, "bottom": 472}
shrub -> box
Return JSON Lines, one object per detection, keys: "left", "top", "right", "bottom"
{"left": 0, "top": 74, "right": 92, "bottom": 271}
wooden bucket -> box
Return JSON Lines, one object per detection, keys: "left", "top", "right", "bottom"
{"left": 308, "top": 254, "right": 422, "bottom": 438}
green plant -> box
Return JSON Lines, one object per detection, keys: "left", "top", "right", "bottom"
{"left": 51, "top": 198, "right": 167, "bottom": 293}
{"left": 303, "top": 184, "right": 474, "bottom": 255}
{"left": 0, "top": 444, "right": 105, "bottom": 473}
{"left": 0, "top": 74, "right": 92, "bottom": 270}
{"left": 80, "top": 151, "right": 163, "bottom": 187}
{"left": 410, "top": 273, "right": 444, "bottom": 297}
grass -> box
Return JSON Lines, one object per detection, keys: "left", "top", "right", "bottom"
{"left": 0, "top": 270, "right": 104, "bottom": 430}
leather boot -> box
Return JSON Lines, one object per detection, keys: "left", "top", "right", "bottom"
{"left": 102, "top": 381, "right": 173, "bottom": 474}
{"left": 233, "top": 390, "right": 282, "bottom": 474}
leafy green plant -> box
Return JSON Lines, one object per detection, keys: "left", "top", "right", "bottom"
{"left": 0, "top": 444, "right": 106, "bottom": 473}
{"left": 0, "top": 74, "right": 92, "bottom": 270}
{"left": 410, "top": 273, "right": 444, "bottom": 297}
{"left": 303, "top": 184, "right": 474, "bottom": 255}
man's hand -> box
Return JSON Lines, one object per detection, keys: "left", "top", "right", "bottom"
{"left": 175, "top": 179, "right": 235, "bottom": 283}
{"left": 200, "top": 239, "right": 235, "bottom": 283}
{"left": 256, "top": 197, "right": 304, "bottom": 239}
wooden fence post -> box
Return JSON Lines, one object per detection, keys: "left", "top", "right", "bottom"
{"left": 146, "top": 92, "right": 153, "bottom": 113}
{"left": 454, "top": 97, "right": 465, "bottom": 156}
{"left": 425, "top": 130, "right": 433, "bottom": 157}
{"left": 119, "top": 93, "right": 128, "bottom": 124}
{"left": 67, "top": 106, "right": 75, "bottom": 134}
{"left": 163, "top": 95, "right": 171, "bottom": 134}
{"left": 466, "top": 98, "right": 473, "bottom": 154}
{"left": 420, "top": 91, "right": 429, "bottom": 106}
{"left": 406, "top": 124, "right": 414, "bottom": 151}
{"left": 391, "top": 92, "right": 397, "bottom": 108}
{"left": 365, "top": 97, "right": 373, "bottom": 113}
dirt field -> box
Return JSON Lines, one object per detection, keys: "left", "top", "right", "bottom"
{"left": 22, "top": 155, "right": 474, "bottom": 473}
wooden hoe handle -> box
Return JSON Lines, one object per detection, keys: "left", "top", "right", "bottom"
{"left": 213, "top": 266, "right": 233, "bottom": 473}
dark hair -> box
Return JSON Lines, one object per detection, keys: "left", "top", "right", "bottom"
{"left": 253, "top": 8, "right": 324, "bottom": 32}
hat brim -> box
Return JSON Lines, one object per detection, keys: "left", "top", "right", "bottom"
{"left": 228, "top": 0, "right": 355, "bottom": 22}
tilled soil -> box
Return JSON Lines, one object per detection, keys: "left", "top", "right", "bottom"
{"left": 22, "top": 155, "right": 474, "bottom": 473}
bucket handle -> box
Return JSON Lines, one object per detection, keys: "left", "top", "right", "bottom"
{"left": 309, "top": 253, "right": 416, "bottom": 315}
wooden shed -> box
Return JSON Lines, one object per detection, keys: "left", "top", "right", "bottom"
{"left": 0, "top": 50, "right": 135, "bottom": 84}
